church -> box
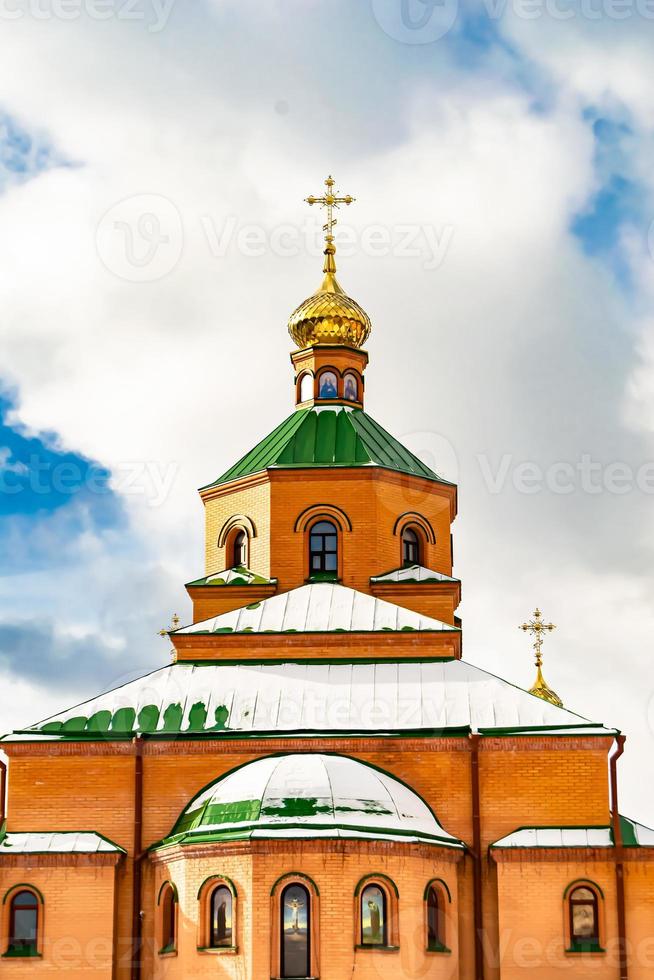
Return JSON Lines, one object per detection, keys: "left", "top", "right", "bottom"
{"left": 1, "top": 177, "right": 653, "bottom": 979}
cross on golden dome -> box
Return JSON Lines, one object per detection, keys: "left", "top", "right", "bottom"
{"left": 288, "top": 175, "right": 371, "bottom": 350}
{"left": 305, "top": 175, "right": 355, "bottom": 252}
{"left": 519, "top": 608, "right": 563, "bottom": 708}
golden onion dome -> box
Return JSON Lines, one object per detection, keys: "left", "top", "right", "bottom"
{"left": 288, "top": 240, "right": 372, "bottom": 349}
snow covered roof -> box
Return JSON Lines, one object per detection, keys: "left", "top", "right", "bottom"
{"left": 0, "top": 832, "right": 124, "bottom": 855}
{"left": 371, "top": 564, "right": 459, "bottom": 584}
{"left": 175, "top": 582, "right": 459, "bottom": 635}
{"left": 156, "top": 753, "right": 463, "bottom": 848}
{"left": 186, "top": 567, "right": 276, "bottom": 587}
{"left": 10, "top": 658, "right": 614, "bottom": 739}
{"left": 492, "top": 827, "right": 613, "bottom": 849}
{"left": 492, "top": 816, "right": 654, "bottom": 850}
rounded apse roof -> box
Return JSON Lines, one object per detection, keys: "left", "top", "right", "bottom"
{"left": 162, "top": 753, "right": 462, "bottom": 848}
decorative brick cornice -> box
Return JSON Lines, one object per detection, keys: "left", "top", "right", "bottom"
{"left": 491, "top": 847, "right": 654, "bottom": 864}
{"left": 0, "top": 852, "right": 123, "bottom": 868}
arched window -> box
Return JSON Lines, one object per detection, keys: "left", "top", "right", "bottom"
{"left": 402, "top": 526, "right": 421, "bottom": 566}
{"left": 210, "top": 885, "right": 233, "bottom": 948}
{"left": 360, "top": 884, "right": 387, "bottom": 947}
{"left": 231, "top": 529, "right": 248, "bottom": 568}
{"left": 8, "top": 889, "right": 39, "bottom": 955}
{"left": 281, "top": 883, "right": 310, "bottom": 978}
{"left": 309, "top": 520, "right": 338, "bottom": 576}
{"left": 343, "top": 372, "right": 359, "bottom": 401}
{"left": 160, "top": 884, "right": 177, "bottom": 954}
{"left": 569, "top": 886, "right": 599, "bottom": 947}
{"left": 299, "top": 373, "right": 314, "bottom": 403}
{"left": 318, "top": 371, "right": 338, "bottom": 399}
{"left": 426, "top": 885, "right": 446, "bottom": 951}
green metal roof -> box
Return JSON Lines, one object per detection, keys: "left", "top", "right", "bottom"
{"left": 202, "top": 407, "right": 451, "bottom": 489}
{"left": 154, "top": 753, "right": 463, "bottom": 849}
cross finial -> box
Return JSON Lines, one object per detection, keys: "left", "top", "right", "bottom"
{"left": 305, "top": 175, "right": 355, "bottom": 276}
{"left": 519, "top": 607, "right": 562, "bottom": 707}
{"left": 158, "top": 613, "right": 180, "bottom": 659}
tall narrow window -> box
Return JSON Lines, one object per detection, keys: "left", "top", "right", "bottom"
{"left": 402, "top": 527, "right": 420, "bottom": 566}
{"left": 309, "top": 520, "right": 338, "bottom": 576}
{"left": 281, "top": 883, "right": 310, "bottom": 978}
{"left": 299, "top": 373, "right": 314, "bottom": 402}
{"left": 361, "top": 884, "right": 387, "bottom": 947}
{"left": 231, "top": 529, "right": 247, "bottom": 568}
{"left": 8, "top": 890, "right": 38, "bottom": 955}
{"left": 427, "top": 886, "right": 445, "bottom": 950}
{"left": 569, "top": 886, "right": 599, "bottom": 947}
{"left": 160, "top": 885, "right": 176, "bottom": 954}
{"left": 210, "top": 886, "right": 233, "bottom": 948}
{"left": 318, "top": 371, "right": 338, "bottom": 399}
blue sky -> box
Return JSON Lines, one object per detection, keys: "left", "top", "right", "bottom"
{"left": 1, "top": 0, "right": 654, "bottom": 815}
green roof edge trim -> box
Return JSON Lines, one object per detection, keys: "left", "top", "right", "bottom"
{"left": 154, "top": 822, "right": 463, "bottom": 850}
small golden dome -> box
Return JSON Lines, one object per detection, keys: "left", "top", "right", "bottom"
{"left": 288, "top": 273, "right": 372, "bottom": 350}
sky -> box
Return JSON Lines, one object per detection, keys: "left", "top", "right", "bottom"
{"left": 0, "top": 0, "right": 654, "bottom": 819}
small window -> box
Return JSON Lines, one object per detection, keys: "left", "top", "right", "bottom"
{"left": 231, "top": 529, "right": 248, "bottom": 568}
{"left": 299, "top": 373, "right": 314, "bottom": 402}
{"left": 210, "top": 886, "right": 233, "bottom": 948}
{"left": 343, "top": 372, "right": 359, "bottom": 401}
{"left": 402, "top": 527, "right": 421, "bottom": 566}
{"left": 8, "top": 890, "right": 38, "bottom": 956}
{"left": 318, "top": 371, "right": 338, "bottom": 399}
{"left": 427, "top": 886, "right": 446, "bottom": 951}
{"left": 361, "top": 884, "right": 387, "bottom": 947}
{"left": 160, "top": 885, "right": 177, "bottom": 954}
{"left": 309, "top": 520, "right": 338, "bottom": 576}
{"left": 569, "top": 886, "right": 599, "bottom": 946}
{"left": 281, "top": 883, "right": 310, "bottom": 978}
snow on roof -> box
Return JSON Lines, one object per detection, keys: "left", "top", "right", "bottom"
{"left": 13, "top": 658, "right": 612, "bottom": 739}
{"left": 492, "top": 815, "right": 654, "bottom": 850}
{"left": 492, "top": 827, "right": 613, "bottom": 849}
{"left": 370, "top": 564, "right": 459, "bottom": 584}
{"left": 160, "top": 753, "right": 463, "bottom": 848}
{"left": 175, "top": 582, "right": 459, "bottom": 635}
{"left": 186, "top": 567, "right": 275, "bottom": 587}
{"left": 0, "top": 832, "right": 124, "bottom": 854}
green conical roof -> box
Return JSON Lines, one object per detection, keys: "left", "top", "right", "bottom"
{"left": 203, "top": 407, "right": 450, "bottom": 489}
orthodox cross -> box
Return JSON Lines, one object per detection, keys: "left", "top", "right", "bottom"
{"left": 305, "top": 175, "right": 355, "bottom": 245}
{"left": 519, "top": 607, "right": 562, "bottom": 707}
{"left": 519, "top": 608, "right": 556, "bottom": 669}
{"left": 158, "top": 613, "right": 180, "bottom": 637}
{"left": 158, "top": 613, "right": 180, "bottom": 658}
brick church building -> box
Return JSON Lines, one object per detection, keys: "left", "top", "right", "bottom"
{"left": 1, "top": 178, "right": 653, "bottom": 979}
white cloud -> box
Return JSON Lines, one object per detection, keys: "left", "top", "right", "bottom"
{"left": 0, "top": 3, "right": 653, "bottom": 820}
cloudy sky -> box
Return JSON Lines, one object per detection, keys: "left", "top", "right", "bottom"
{"left": 1, "top": 0, "right": 653, "bottom": 818}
